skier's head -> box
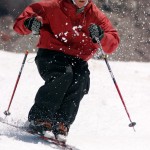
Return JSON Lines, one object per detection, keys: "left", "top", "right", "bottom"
{"left": 71, "top": 0, "right": 89, "bottom": 8}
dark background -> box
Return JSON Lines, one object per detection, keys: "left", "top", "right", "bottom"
{"left": 0, "top": 0, "right": 149, "bottom": 62}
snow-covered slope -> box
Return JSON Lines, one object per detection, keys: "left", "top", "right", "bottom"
{"left": 0, "top": 51, "right": 150, "bottom": 150}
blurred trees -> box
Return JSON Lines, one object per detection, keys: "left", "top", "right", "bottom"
{"left": 0, "top": 0, "right": 31, "bottom": 19}
{"left": 0, "top": 0, "right": 38, "bottom": 53}
{"left": 97, "top": 0, "right": 150, "bottom": 61}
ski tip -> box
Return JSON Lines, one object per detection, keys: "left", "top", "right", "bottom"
{"left": 129, "top": 122, "right": 136, "bottom": 127}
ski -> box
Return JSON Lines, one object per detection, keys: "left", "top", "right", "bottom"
{"left": 0, "top": 117, "right": 78, "bottom": 150}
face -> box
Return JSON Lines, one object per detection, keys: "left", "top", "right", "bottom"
{"left": 73, "top": 0, "right": 89, "bottom": 8}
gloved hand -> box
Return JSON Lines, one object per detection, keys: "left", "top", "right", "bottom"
{"left": 89, "top": 24, "right": 104, "bottom": 43}
{"left": 24, "top": 17, "right": 42, "bottom": 35}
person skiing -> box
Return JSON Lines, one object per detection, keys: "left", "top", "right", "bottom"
{"left": 13, "top": 0, "right": 120, "bottom": 142}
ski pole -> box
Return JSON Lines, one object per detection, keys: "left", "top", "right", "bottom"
{"left": 4, "top": 33, "right": 34, "bottom": 116}
{"left": 4, "top": 50, "right": 28, "bottom": 116}
{"left": 96, "top": 38, "right": 136, "bottom": 131}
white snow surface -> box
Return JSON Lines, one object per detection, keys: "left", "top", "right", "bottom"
{"left": 0, "top": 51, "right": 150, "bottom": 150}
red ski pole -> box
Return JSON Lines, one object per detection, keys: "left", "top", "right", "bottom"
{"left": 97, "top": 41, "right": 136, "bottom": 131}
{"left": 4, "top": 50, "right": 29, "bottom": 116}
{"left": 4, "top": 32, "right": 35, "bottom": 117}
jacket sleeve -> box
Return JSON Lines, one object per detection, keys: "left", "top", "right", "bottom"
{"left": 13, "top": 3, "right": 45, "bottom": 35}
{"left": 95, "top": 8, "right": 120, "bottom": 54}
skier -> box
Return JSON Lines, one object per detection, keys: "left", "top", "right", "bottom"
{"left": 13, "top": 0, "right": 120, "bottom": 142}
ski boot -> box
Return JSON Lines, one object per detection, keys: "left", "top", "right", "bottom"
{"left": 53, "top": 122, "right": 70, "bottom": 143}
{"left": 28, "top": 119, "right": 55, "bottom": 138}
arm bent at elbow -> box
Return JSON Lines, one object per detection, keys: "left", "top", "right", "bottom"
{"left": 13, "top": 3, "right": 44, "bottom": 35}
{"left": 100, "top": 31, "right": 120, "bottom": 54}
{"left": 95, "top": 9, "right": 120, "bottom": 54}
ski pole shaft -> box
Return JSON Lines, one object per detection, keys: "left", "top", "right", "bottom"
{"left": 4, "top": 32, "right": 35, "bottom": 117}
{"left": 97, "top": 41, "right": 136, "bottom": 131}
{"left": 4, "top": 50, "right": 28, "bottom": 116}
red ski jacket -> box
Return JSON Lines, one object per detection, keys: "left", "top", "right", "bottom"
{"left": 13, "top": 0, "right": 120, "bottom": 61}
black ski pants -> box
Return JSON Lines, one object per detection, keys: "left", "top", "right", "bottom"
{"left": 28, "top": 49, "right": 90, "bottom": 126}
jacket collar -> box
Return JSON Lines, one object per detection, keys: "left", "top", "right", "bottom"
{"left": 59, "top": 0, "right": 92, "bottom": 16}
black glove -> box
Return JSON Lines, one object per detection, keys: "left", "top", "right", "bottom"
{"left": 24, "top": 17, "right": 42, "bottom": 35}
{"left": 89, "top": 24, "right": 104, "bottom": 43}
